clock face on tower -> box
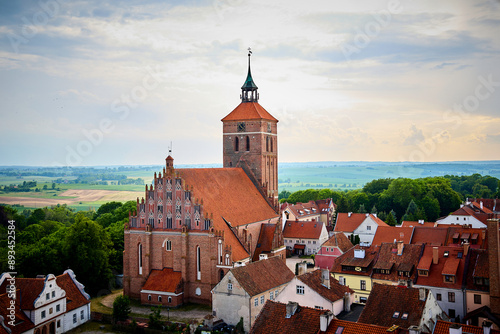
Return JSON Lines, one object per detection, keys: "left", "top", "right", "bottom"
{"left": 237, "top": 122, "right": 246, "bottom": 132}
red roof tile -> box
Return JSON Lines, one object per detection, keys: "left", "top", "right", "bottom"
{"left": 441, "top": 257, "right": 460, "bottom": 276}
{"left": 297, "top": 269, "right": 354, "bottom": 303}
{"left": 231, "top": 257, "right": 294, "bottom": 297}
{"left": 0, "top": 276, "right": 45, "bottom": 310}
{"left": 371, "top": 243, "right": 423, "bottom": 282}
{"left": 358, "top": 284, "right": 427, "bottom": 329}
{"left": 252, "top": 223, "right": 280, "bottom": 262}
{"left": 465, "top": 248, "right": 489, "bottom": 292}
{"left": 415, "top": 246, "right": 467, "bottom": 289}
{"left": 178, "top": 168, "right": 279, "bottom": 261}
{"left": 371, "top": 226, "right": 414, "bottom": 246}
{"left": 334, "top": 213, "right": 388, "bottom": 233}
{"left": 401, "top": 220, "right": 436, "bottom": 228}
{"left": 0, "top": 290, "right": 35, "bottom": 334}
{"left": 142, "top": 268, "right": 183, "bottom": 294}
{"left": 221, "top": 102, "right": 278, "bottom": 122}
{"left": 433, "top": 320, "right": 500, "bottom": 334}
{"left": 283, "top": 220, "right": 324, "bottom": 239}
{"left": 321, "top": 232, "right": 353, "bottom": 253}
{"left": 324, "top": 319, "right": 393, "bottom": 334}
{"left": 410, "top": 226, "right": 449, "bottom": 246}
{"left": 56, "top": 270, "right": 90, "bottom": 312}
{"left": 249, "top": 300, "right": 323, "bottom": 334}
{"left": 330, "top": 245, "right": 379, "bottom": 276}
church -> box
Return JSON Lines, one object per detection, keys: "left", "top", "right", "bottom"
{"left": 123, "top": 51, "right": 286, "bottom": 305}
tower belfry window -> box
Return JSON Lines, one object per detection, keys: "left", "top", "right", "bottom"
{"left": 234, "top": 137, "right": 239, "bottom": 152}
{"left": 246, "top": 136, "right": 250, "bottom": 151}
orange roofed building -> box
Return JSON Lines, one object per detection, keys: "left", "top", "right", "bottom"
{"left": 123, "top": 52, "right": 286, "bottom": 305}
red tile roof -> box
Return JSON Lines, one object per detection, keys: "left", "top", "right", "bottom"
{"left": 371, "top": 243, "right": 423, "bottom": 282}
{"left": 330, "top": 245, "right": 379, "bottom": 276}
{"left": 56, "top": 270, "right": 90, "bottom": 312}
{"left": 321, "top": 232, "right": 353, "bottom": 253}
{"left": 297, "top": 269, "right": 354, "bottom": 303}
{"left": 0, "top": 276, "right": 45, "bottom": 310}
{"left": 252, "top": 223, "right": 279, "bottom": 262}
{"left": 371, "top": 226, "right": 414, "bottom": 246}
{"left": 410, "top": 226, "right": 449, "bottom": 246}
{"left": 401, "top": 220, "right": 436, "bottom": 228}
{"left": 221, "top": 102, "right": 278, "bottom": 122}
{"left": 334, "top": 213, "right": 388, "bottom": 233}
{"left": 178, "top": 168, "right": 279, "bottom": 261}
{"left": 433, "top": 320, "right": 500, "bottom": 334}
{"left": 324, "top": 319, "right": 394, "bottom": 334}
{"left": 465, "top": 248, "right": 489, "bottom": 292}
{"left": 231, "top": 257, "right": 294, "bottom": 297}
{"left": 249, "top": 300, "right": 323, "bottom": 334}
{"left": 283, "top": 220, "right": 325, "bottom": 239}
{"left": 445, "top": 226, "right": 486, "bottom": 248}
{"left": 358, "top": 284, "right": 427, "bottom": 329}
{"left": 0, "top": 290, "right": 35, "bottom": 334}
{"left": 415, "top": 246, "right": 467, "bottom": 289}
{"left": 142, "top": 268, "right": 183, "bottom": 294}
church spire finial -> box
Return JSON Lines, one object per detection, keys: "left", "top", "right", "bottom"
{"left": 241, "top": 47, "right": 258, "bottom": 102}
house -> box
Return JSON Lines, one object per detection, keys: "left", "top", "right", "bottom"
{"left": 283, "top": 220, "right": 329, "bottom": 255}
{"left": 330, "top": 244, "right": 379, "bottom": 304}
{"left": 358, "top": 283, "right": 448, "bottom": 333}
{"left": 315, "top": 232, "right": 353, "bottom": 270}
{"left": 281, "top": 199, "right": 336, "bottom": 226}
{"left": 0, "top": 269, "right": 91, "bottom": 334}
{"left": 275, "top": 269, "right": 354, "bottom": 315}
{"left": 371, "top": 226, "right": 414, "bottom": 246}
{"left": 211, "top": 256, "right": 294, "bottom": 333}
{"left": 436, "top": 201, "right": 498, "bottom": 228}
{"left": 249, "top": 300, "right": 328, "bottom": 334}
{"left": 371, "top": 242, "right": 423, "bottom": 287}
{"left": 465, "top": 249, "right": 491, "bottom": 317}
{"left": 123, "top": 53, "right": 286, "bottom": 305}
{"left": 334, "top": 212, "right": 388, "bottom": 246}
{"left": 414, "top": 245, "right": 468, "bottom": 322}
{"left": 433, "top": 319, "right": 500, "bottom": 334}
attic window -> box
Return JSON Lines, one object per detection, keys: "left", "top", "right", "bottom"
{"left": 393, "top": 311, "right": 400, "bottom": 318}
{"left": 457, "top": 252, "right": 463, "bottom": 259}
{"left": 335, "top": 327, "right": 344, "bottom": 334}
{"left": 401, "top": 313, "right": 409, "bottom": 320}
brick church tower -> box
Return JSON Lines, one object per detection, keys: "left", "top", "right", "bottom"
{"left": 222, "top": 50, "right": 279, "bottom": 210}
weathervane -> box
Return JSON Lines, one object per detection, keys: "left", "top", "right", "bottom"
{"left": 248, "top": 47, "right": 252, "bottom": 57}
{"left": 168, "top": 141, "right": 172, "bottom": 155}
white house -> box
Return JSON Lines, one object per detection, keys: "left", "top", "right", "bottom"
{"left": 275, "top": 269, "right": 354, "bottom": 315}
{"left": 211, "top": 257, "right": 294, "bottom": 333}
{"left": 283, "top": 220, "right": 329, "bottom": 255}
{"left": 334, "top": 213, "right": 389, "bottom": 246}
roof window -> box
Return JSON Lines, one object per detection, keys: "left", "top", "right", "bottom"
{"left": 444, "top": 251, "right": 449, "bottom": 257}
{"left": 393, "top": 311, "right": 400, "bottom": 318}
{"left": 335, "top": 327, "right": 344, "bottom": 334}
{"left": 401, "top": 313, "right": 409, "bottom": 320}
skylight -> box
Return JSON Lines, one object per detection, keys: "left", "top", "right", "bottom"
{"left": 401, "top": 313, "right": 409, "bottom": 320}
{"left": 393, "top": 311, "right": 400, "bottom": 318}
{"left": 335, "top": 327, "right": 344, "bottom": 334}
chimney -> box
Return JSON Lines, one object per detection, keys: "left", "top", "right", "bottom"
{"left": 433, "top": 247, "right": 439, "bottom": 265}
{"left": 348, "top": 212, "right": 352, "bottom": 218}
{"left": 321, "top": 269, "right": 330, "bottom": 289}
{"left": 449, "top": 323, "right": 462, "bottom": 334}
{"left": 487, "top": 219, "right": 500, "bottom": 315}
{"left": 298, "top": 262, "right": 307, "bottom": 275}
{"left": 408, "top": 325, "right": 420, "bottom": 334}
{"left": 483, "top": 321, "right": 492, "bottom": 334}
{"left": 285, "top": 301, "right": 298, "bottom": 318}
{"left": 418, "top": 219, "right": 424, "bottom": 224}
{"left": 397, "top": 241, "right": 404, "bottom": 256}
{"left": 419, "top": 288, "right": 426, "bottom": 301}
{"left": 319, "top": 311, "right": 334, "bottom": 332}
{"left": 343, "top": 292, "right": 351, "bottom": 312}
{"left": 463, "top": 242, "right": 470, "bottom": 257}
{"left": 480, "top": 201, "right": 484, "bottom": 210}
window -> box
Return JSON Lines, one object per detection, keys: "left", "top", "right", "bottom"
{"left": 313, "top": 241, "right": 316, "bottom": 244}
{"left": 158, "top": 296, "right": 162, "bottom": 302}
{"left": 447, "top": 309, "right": 456, "bottom": 318}
{"left": 228, "top": 283, "right": 233, "bottom": 291}
{"left": 57, "top": 320, "right": 61, "bottom": 328}
{"left": 261, "top": 296, "right": 265, "bottom": 304}
{"left": 436, "top": 293, "right": 442, "bottom": 301}
{"left": 296, "top": 285, "right": 305, "bottom": 295}
{"left": 448, "top": 292, "right": 455, "bottom": 303}
{"left": 46, "top": 293, "right": 50, "bottom": 300}
{"left": 474, "top": 294, "right": 482, "bottom": 304}
{"left": 315, "top": 306, "right": 324, "bottom": 310}
{"left": 339, "top": 276, "right": 345, "bottom": 285}
{"left": 49, "top": 307, "right": 53, "bottom": 314}
{"left": 361, "top": 280, "right": 366, "bottom": 291}
{"left": 367, "top": 225, "right": 371, "bottom": 231}
{"left": 270, "top": 291, "right": 274, "bottom": 300}
{"left": 168, "top": 297, "right": 172, "bottom": 303}
{"left": 148, "top": 294, "right": 152, "bottom": 301}
{"left": 359, "top": 297, "right": 367, "bottom": 303}
{"left": 166, "top": 217, "right": 173, "bottom": 229}
{"left": 41, "top": 310, "right": 46, "bottom": 319}
{"left": 335, "top": 327, "right": 344, "bottom": 334}
{"left": 392, "top": 311, "right": 400, "bottom": 318}
{"left": 56, "top": 304, "right": 60, "bottom": 312}
{"left": 235, "top": 136, "right": 239, "bottom": 151}
{"left": 81, "top": 310, "right": 84, "bottom": 320}
{"left": 73, "top": 313, "right": 77, "bottom": 324}
{"left": 197, "top": 246, "right": 201, "bottom": 280}
{"left": 401, "top": 313, "right": 409, "bottom": 320}
{"left": 254, "top": 298, "right": 258, "bottom": 307}
{"left": 444, "top": 275, "right": 455, "bottom": 283}
{"left": 52, "top": 291, "right": 55, "bottom": 298}
{"left": 246, "top": 136, "right": 250, "bottom": 151}
{"left": 138, "top": 244, "right": 143, "bottom": 275}
{"left": 204, "top": 219, "right": 211, "bottom": 230}
{"left": 275, "top": 290, "right": 279, "bottom": 298}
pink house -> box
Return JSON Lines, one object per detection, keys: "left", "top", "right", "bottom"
{"left": 315, "top": 232, "right": 353, "bottom": 270}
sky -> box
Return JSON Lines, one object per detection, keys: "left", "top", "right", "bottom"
{"left": 0, "top": 0, "right": 499, "bottom": 166}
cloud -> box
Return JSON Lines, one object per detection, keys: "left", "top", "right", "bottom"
{"left": 403, "top": 125, "right": 425, "bottom": 146}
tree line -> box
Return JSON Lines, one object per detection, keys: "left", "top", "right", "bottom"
{"left": 0, "top": 201, "right": 135, "bottom": 296}
{"left": 280, "top": 174, "right": 500, "bottom": 225}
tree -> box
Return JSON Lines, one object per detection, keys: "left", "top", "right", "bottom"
{"left": 363, "top": 178, "right": 392, "bottom": 194}
{"left": 358, "top": 204, "right": 366, "bottom": 214}
{"left": 279, "top": 190, "right": 291, "bottom": 201}
{"left": 113, "top": 294, "right": 131, "bottom": 322}
{"left": 148, "top": 306, "right": 163, "bottom": 330}
{"left": 62, "top": 213, "right": 113, "bottom": 295}
{"left": 370, "top": 205, "right": 378, "bottom": 214}
{"left": 386, "top": 210, "right": 397, "bottom": 226}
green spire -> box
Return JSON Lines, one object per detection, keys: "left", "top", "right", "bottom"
{"left": 241, "top": 48, "right": 258, "bottom": 102}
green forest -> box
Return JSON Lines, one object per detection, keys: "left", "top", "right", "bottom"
{"left": 0, "top": 173, "right": 498, "bottom": 296}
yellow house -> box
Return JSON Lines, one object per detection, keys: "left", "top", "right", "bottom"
{"left": 330, "top": 245, "right": 379, "bottom": 304}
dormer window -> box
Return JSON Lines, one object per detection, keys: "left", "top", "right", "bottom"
{"left": 444, "top": 275, "right": 455, "bottom": 283}
{"left": 418, "top": 269, "right": 429, "bottom": 277}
